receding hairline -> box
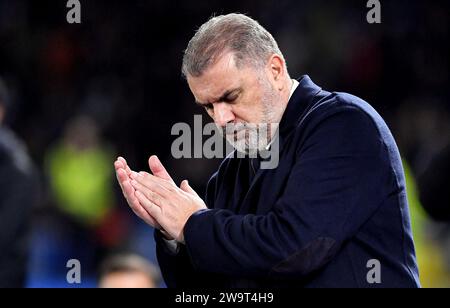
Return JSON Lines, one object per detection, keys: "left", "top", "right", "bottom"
{"left": 182, "top": 13, "right": 285, "bottom": 79}
{"left": 185, "top": 49, "right": 240, "bottom": 79}
{"left": 185, "top": 48, "right": 273, "bottom": 80}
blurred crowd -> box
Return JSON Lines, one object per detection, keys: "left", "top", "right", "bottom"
{"left": 0, "top": 0, "right": 449, "bottom": 287}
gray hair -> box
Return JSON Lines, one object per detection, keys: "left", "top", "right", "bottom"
{"left": 182, "top": 13, "right": 284, "bottom": 78}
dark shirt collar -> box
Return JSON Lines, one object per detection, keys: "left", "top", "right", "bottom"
{"left": 279, "top": 75, "right": 323, "bottom": 136}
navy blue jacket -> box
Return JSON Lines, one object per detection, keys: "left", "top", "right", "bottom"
{"left": 155, "top": 76, "right": 420, "bottom": 288}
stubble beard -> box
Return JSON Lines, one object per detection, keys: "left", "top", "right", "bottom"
{"left": 221, "top": 79, "right": 280, "bottom": 156}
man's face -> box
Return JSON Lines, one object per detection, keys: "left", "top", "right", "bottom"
{"left": 187, "top": 52, "right": 281, "bottom": 153}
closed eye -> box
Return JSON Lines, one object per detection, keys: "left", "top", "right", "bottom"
{"left": 223, "top": 93, "right": 238, "bottom": 104}
{"left": 195, "top": 87, "right": 242, "bottom": 109}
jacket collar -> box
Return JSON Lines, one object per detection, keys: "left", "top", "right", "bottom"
{"left": 279, "top": 75, "right": 323, "bottom": 137}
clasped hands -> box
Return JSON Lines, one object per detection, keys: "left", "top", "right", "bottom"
{"left": 114, "top": 155, "right": 207, "bottom": 243}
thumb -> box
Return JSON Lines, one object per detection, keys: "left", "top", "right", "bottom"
{"left": 180, "top": 179, "right": 197, "bottom": 196}
{"left": 148, "top": 155, "right": 174, "bottom": 183}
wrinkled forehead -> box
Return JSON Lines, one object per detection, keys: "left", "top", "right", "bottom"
{"left": 187, "top": 52, "right": 244, "bottom": 103}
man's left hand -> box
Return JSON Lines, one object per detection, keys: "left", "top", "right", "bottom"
{"left": 130, "top": 171, "right": 207, "bottom": 243}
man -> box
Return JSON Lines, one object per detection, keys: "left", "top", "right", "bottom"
{"left": 115, "top": 14, "right": 420, "bottom": 287}
{"left": 98, "top": 253, "right": 161, "bottom": 288}
{"left": 0, "top": 78, "right": 38, "bottom": 287}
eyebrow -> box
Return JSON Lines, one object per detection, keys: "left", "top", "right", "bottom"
{"left": 195, "top": 87, "right": 242, "bottom": 106}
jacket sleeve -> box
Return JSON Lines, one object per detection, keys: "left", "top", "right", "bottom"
{"left": 183, "top": 106, "right": 394, "bottom": 279}
{"left": 155, "top": 173, "right": 225, "bottom": 287}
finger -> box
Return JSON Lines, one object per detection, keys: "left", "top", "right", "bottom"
{"left": 131, "top": 172, "right": 173, "bottom": 198}
{"left": 131, "top": 205, "right": 161, "bottom": 229}
{"left": 114, "top": 160, "right": 124, "bottom": 171}
{"left": 122, "top": 179, "right": 138, "bottom": 204}
{"left": 148, "top": 155, "right": 175, "bottom": 183}
{"left": 180, "top": 180, "right": 198, "bottom": 196}
{"left": 128, "top": 198, "right": 161, "bottom": 228}
{"left": 121, "top": 178, "right": 161, "bottom": 228}
{"left": 116, "top": 168, "right": 129, "bottom": 183}
{"left": 124, "top": 180, "right": 159, "bottom": 227}
{"left": 144, "top": 171, "right": 175, "bottom": 191}
{"left": 115, "top": 162, "right": 126, "bottom": 179}
{"left": 115, "top": 159, "right": 134, "bottom": 183}
{"left": 131, "top": 179, "right": 165, "bottom": 207}
{"left": 118, "top": 156, "right": 133, "bottom": 175}
{"left": 116, "top": 163, "right": 161, "bottom": 229}
{"left": 135, "top": 190, "right": 162, "bottom": 220}
{"left": 115, "top": 168, "right": 129, "bottom": 193}
{"left": 118, "top": 156, "right": 126, "bottom": 167}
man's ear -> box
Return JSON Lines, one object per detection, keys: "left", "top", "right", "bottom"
{"left": 266, "top": 54, "right": 286, "bottom": 91}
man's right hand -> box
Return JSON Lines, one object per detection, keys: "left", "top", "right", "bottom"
{"left": 115, "top": 156, "right": 163, "bottom": 230}
{"left": 115, "top": 156, "right": 178, "bottom": 241}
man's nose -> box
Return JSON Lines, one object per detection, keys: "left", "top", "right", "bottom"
{"left": 214, "top": 103, "right": 235, "bottom": 127}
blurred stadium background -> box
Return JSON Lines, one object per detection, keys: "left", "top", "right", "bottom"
{"left": 0, "top": 0, "right": 449, "bottom": 287}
